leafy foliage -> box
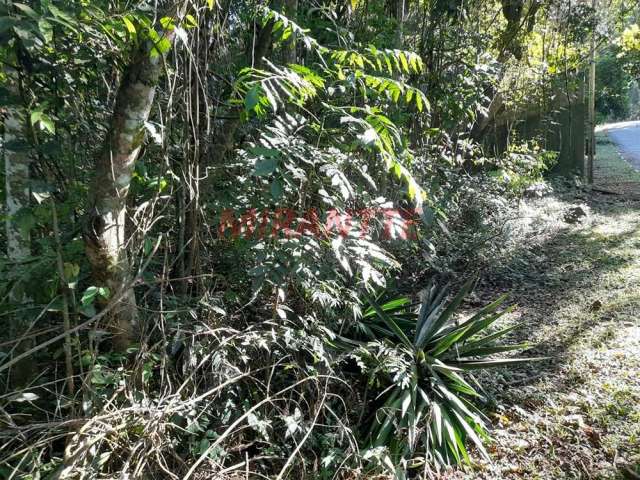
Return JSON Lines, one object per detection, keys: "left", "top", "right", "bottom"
{"left": 0, "top": 0, "right": 613, "bottom": 478}
{"left": 347, "top": 278, "right": 539, "bottom": 474}
{"left": 618, "top": 24, "right": 640, "bottom": 80}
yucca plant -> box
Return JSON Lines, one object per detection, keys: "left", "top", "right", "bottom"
{"left": 351, "top": 277, "right": 541, "bottom": 474}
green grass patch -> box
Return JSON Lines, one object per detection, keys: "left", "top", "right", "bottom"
{"left": 595, "top": 131, "right": 640, "bottom": 183}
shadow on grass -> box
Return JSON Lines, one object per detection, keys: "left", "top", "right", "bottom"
{"left": 480, "top": 195, "right": 640, "bottom": 386}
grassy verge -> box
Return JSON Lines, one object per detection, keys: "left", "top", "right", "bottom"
{"left": 594, "top": 132, "right": 640, "bottom": 185}
{"left": 449, "top": 185, "right": 640, "bottom": 479}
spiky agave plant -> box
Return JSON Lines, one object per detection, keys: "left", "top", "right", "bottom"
{"left": 354, "top": 277, "right": 541, "bottom": 473}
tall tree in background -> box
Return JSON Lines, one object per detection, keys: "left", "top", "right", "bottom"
{"left": 3, "top": 64, "right": 33, "bottom": 383}
{"left": 3, "top": 71, "right": 29, "bottom": 265}
{"left": 284, "top": 0, "right": 298, "bottom": 62}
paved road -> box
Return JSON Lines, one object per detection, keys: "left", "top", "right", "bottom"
{"left": 603, "top": 121, "right": 640, "bottom": 171}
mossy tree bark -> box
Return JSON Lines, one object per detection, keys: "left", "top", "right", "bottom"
{"left": 4, "top": 70, "right": 30, "bottom": 265}
{"left": 3, "top": 66, "right": 34, "bottom": 384}
{"left": 84, "top": 34, "right": 173, "bottom": 351}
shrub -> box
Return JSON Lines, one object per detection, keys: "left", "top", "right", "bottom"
{"left": 345, "top": 277, "right": 540, "bottom": 475}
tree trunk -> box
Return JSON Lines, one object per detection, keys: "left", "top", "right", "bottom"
{"left": 3, "top": 66, "right": 34, "bottom": 384}
{"left": 4, "top": 70, "right": 30, "bottom": 263}
{"left": 214, "top": 16, "right": 274, "bottom": 149}
{"left": 471, "top": 91, "right": 505, "bottom": 140}
{"left": 84, "top": 33, "right": 173, "bottom": 351}
{"left": 395, "top": 0, "right": 406, "bottom": 48}
{"left": 177, "top": 6, "right": 274, "bottom": 290}
{"left": 284, "top": 0, "right": 298, "bottom": 63}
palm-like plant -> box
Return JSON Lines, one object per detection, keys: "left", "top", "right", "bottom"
{"left": 352, "top": 277, "right": 541, "bottom": 472}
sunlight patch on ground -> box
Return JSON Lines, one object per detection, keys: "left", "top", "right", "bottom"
{"left": 461, "top": 184, "right": 640, "bottom": 479}
{"left": 592, "top": 219, "right": 640, "bottom": 237}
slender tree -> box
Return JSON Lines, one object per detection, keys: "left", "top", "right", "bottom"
{"left": 84, "top": 25, "right": 175, "bottom": 351}
{"left": 4, "top": 69, "right": 30, "bottom": 271}
{"left": 284, "top": 0, "right": 298, "bottom": 63}
{"left": 3, "top": 65, "right": 33, "bottom": 384}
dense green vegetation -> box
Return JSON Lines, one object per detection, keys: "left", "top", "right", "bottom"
{"left": 1, "top": 0, "right": 640, "bottom": 478}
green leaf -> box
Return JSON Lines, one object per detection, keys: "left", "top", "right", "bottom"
{"left": 400, "top": 388, "right": 412, "bottom": 419}
{"left": 45, "top": 298, "right": 65, "bottom": 313}
{"left": 254, "top": 157, "right": 278, "bottom": 176}
{"left": 151, "top": 37, "right": 171, "bottom": 57}
{"left": 452, "top": 409, "right": 490, "bottom": 461}
{"left": 270, "top": 179, "right": 283, "bottom": 199}
{"left": 38, "top": 18, "right": 53, "bottom": 43}
{"left": 184, "top": 14, "right": 198, "bottom": 28}
{"left": 15, "top": 208, "right": 36, "bottom": 238}
{"left": 441, "top": 409, "right": 462, "bottom": 464}
{"left": 30, "top": 110, "right": 42, "bottom": 125}
{"left": 0, "top": 17, "right": 18, "bottom": 35}
{"left": 47, "top": 4, "right": 77, "bottom": 30}
{"left": 39, "top": 115, "right": 55, "bottom": 134}
{"left": 415, "top": 282, "right": 449, "bottom": 341}
{"left": 432, "top": 363, "right": 478, "bottom": 397}
{"left": 370, "top": 389, "right": 402, "bottom": 445}
{"left": 80, "top": 304, "right": 96, "bottom": 318}
{"left": 148, "top": 29, "right": 172, "bottom": 57}
{"left": 13, "top": 3, "right": 39, "bottom": 20}
{"left": 429, "top": 325, "right": 472, "bottom": 357}
{"left": 144, "top": 237, "right": 153, "bottom": 255}
{"left": 244, "top": 85, "right": 262, "bottom": 112}
{"left": 81, "top": 286, "right": 99, "bottom": 306}
{"left": 432, "top": 401, "right": 443, "bottom": 445}
{"left": 452, "top": 357, "right": 549, "bottom": 370}
{"left": 435, "top": 382, "right": 480, "bottom": 423}
{"left": 30, "top": 110, "right": 55, "bottom": 134}
{"left": 455, "top": 306, "right": 515, "bottom": 345}
{"left": 417, "top": 277, "right": 476, "bottom": 348}
{"left": 415, "top": 92, "right": 423, "bottom": 112}
{"left": 142, "top": 363, "right": 153, "bottom": 384}
{"left": 406, "top": 88, "right": 414, "bottom": 104}
{"left": 122, "top": 16, "right": 136, "bottom": 35}
{"left": 363, "top": 296, "right": 410, "bottom": 318}
{"left": 460, "top": 323, "right": 524, "bottom": 353}
{"left": 460, "top": 344, "right": 528, "bottom": 357}
{"left": 398, "top": 52, "right": 409, "bottom": 73}
{"left": 451, "top": 419, "right": 471, "bottom": 465}
{"left": 63, "top": 262, "right": 80, "bottom": 287}
{"left": 263, "top": 83, "right": 278, "bottom": 112}
{"left": 160, "top": 16, "right": 175, "bottom": 30}
{"left": 249, "top": 147, "right": 280, "bottom": 158}
{"left": 363, "top": 293, "right": 413, "bottom": 349}
{"left": 455, "top": 294, "right": 510, "bottom": 332}
{"left": 45, "top": 15, "right": 77, "bottom": 34}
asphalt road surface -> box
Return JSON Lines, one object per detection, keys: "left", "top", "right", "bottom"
{"left": 604, "top": 120, "right": 640, "bottom": 171}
